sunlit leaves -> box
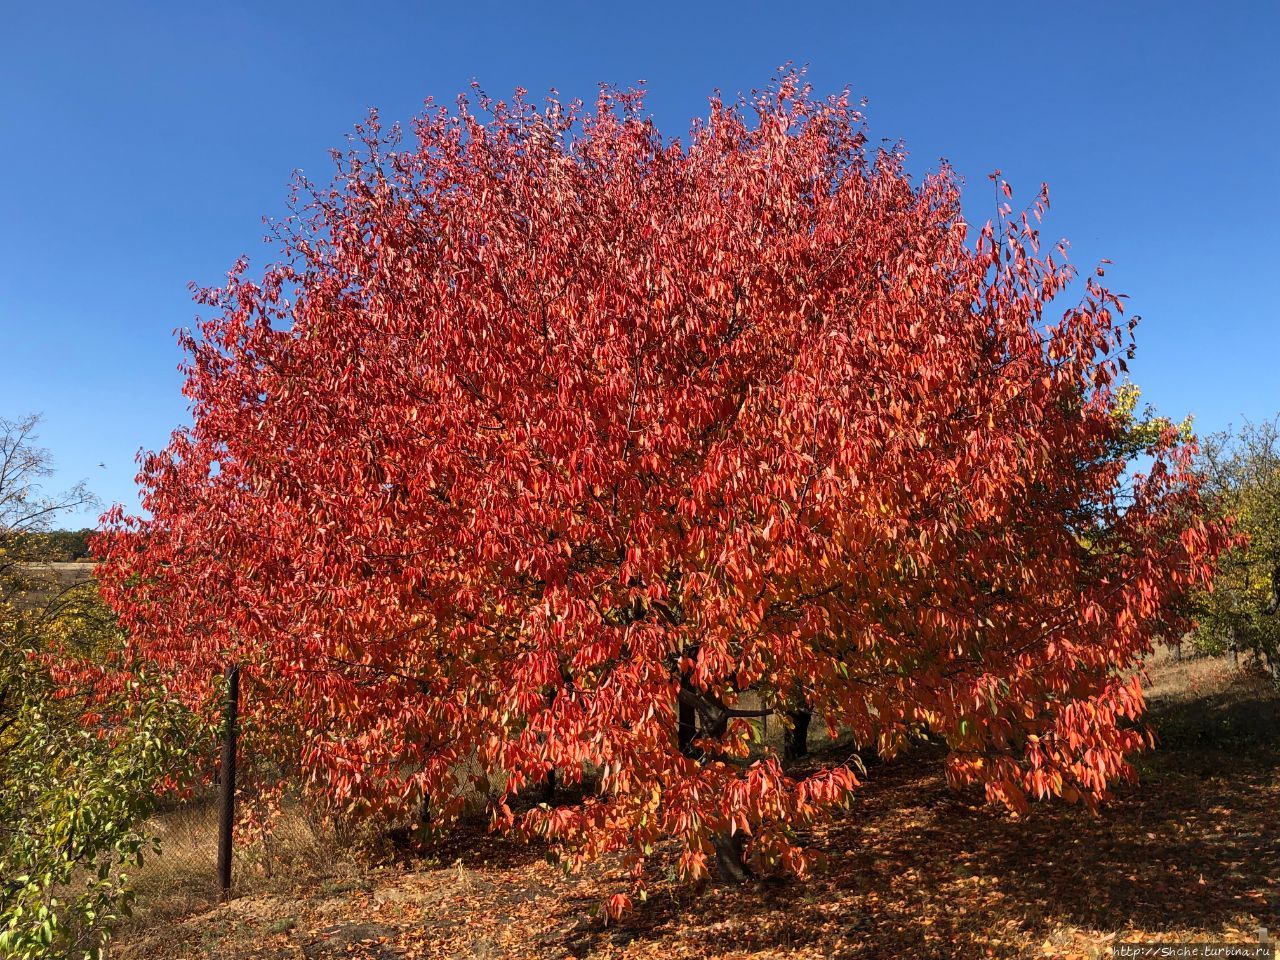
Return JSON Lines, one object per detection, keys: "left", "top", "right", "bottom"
{"left": 97, "top": 72, "right": 1226, "bottom": 906}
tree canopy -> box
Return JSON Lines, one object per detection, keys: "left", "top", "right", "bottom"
{"left": 96, "top": 75, "right": 1227, "bottom": 908}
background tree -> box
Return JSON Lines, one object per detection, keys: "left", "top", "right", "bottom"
{"left": 1189, "top": 418, "right": 1280, "bottom": 679}
{"left": 0, "top": 415, "right": 193, "bottom": 960}
{"left": 2, "top": 527, "right": 97, "bottom": 562}
{"left": 97, "top": 75, "right": 1226, "bottom": 910}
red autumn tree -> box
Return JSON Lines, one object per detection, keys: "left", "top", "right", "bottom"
{"left": 97, "top": 74, "right": 1226, "bottom": 908}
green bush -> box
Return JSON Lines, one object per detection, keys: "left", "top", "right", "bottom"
{"left": 0, "top": 414, "right": 198, "bottom": 958}
{"left": 0, "top": 662, "right": 195, "bottom": 960}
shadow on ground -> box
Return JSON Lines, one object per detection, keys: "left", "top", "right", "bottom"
{"left": 115, "top": 657, "right": 1280, "bottom": 960}
{"left": 546, "top": 666, "right": 1280, "bottom": 958}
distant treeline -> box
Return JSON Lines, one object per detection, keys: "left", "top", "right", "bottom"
{"left": 0, "top": 528, "right": 94, "bottom": 562}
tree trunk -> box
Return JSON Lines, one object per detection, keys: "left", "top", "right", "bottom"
{"left": 784, "top": 709, "right": 812, "bottom": 762}
{"left": 542, "top": 685, "right": 560, "bottom": 802}
{"left": 711, "top": 831, "right": 749, "bottom": 884}
{"left": 683, "top": 680, "right": 755, "bottom": 884}
{"left": 414, "top": 793, "right": 432, "bottom": 839}
{"left": 678, "top": 696, "right": 698, "bottom": 756}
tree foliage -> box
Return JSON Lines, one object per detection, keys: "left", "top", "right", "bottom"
{"left": 0, "top": 663, "right": 191, "bottom": 960}
{"left": 97, "top": 75, "right": 1227, "bottom": 907}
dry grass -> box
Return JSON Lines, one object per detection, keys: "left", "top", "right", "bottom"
{"left": 119, "top": 797, "right": 365, "bottom": 936}
{"left": 111, "top": 649, "right": 1280, "bottom": 959}
{"left": 1144, "top": 645, "right": 1238, "bottom": 703}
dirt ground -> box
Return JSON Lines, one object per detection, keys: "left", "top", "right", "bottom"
{"left": 111, "top": 648, "right": 1280, "bottom": 960}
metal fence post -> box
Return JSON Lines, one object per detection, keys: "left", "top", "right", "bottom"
{"left": 217, "top": 664, "right": 240, "bottom": 900}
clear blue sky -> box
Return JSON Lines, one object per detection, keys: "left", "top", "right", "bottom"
{"left": 2, "top": 2, "right": 1277, "bottom": 526}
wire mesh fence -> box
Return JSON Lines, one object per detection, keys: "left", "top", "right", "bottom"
{"left": 122, "top": 668, "right": 340, "bottom": 930}
{"left": 123, "top": 787, "right": 337, "bottom": 931}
